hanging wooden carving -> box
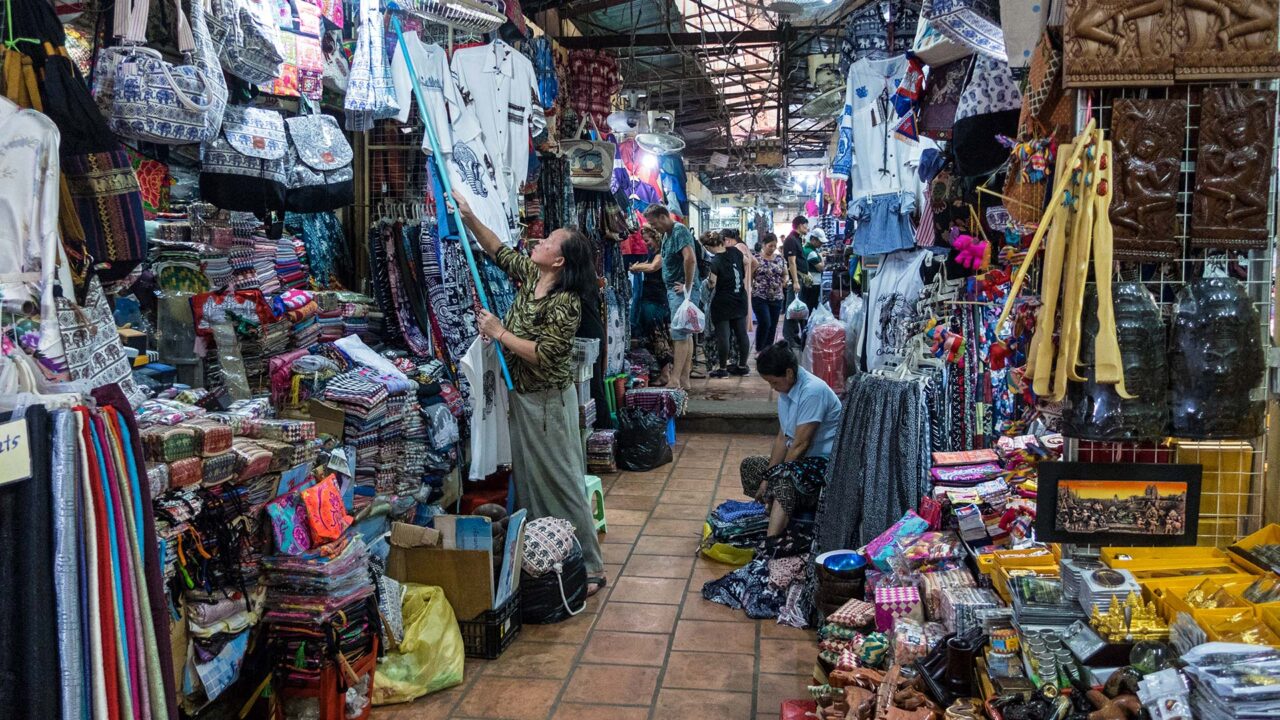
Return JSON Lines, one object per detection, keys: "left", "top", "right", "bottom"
{"left": 1174, "top": 0, "right": 1280, "bottom": 80}
{"left": 1110, "top": 98, "right": 1186, "bottom": 262}
{"left": 1190, "top": 88, "right": 1277, "bottom": 250}
{"left": 1063, "top": 0, "right": 1174, "bottom": 87}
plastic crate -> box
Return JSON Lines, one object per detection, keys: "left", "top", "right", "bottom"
{"left": 458, "top": 594, "right": 521, "bottom": 659}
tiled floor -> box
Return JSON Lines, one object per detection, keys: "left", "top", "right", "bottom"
{"left": 371, "top": 433, "right": 815, "bottom": 720}
{"left": 684, "top": 347, "right": 778, "bottom": 403}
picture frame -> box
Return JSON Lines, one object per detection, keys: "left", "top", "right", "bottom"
{"left": 1035, "top": 462, "right": 1202, "bottom": 546}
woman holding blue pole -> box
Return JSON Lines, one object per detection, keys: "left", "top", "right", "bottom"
{"left": 452, "top": 191, "right": 607, "bottom": 595}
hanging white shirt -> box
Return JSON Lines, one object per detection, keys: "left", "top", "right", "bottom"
{"left": 0, "top": 96, "right": 72, "bottom": 376}
{"left": 390, "top": 33, "right": 516, "bottom": 245}
{"left": 451, "top": 40, "right": 545, "bottom": 209}
{"left": 865, "top": 248, "right": 929, "bottom": 371}
{"left": 458, "top": 336, "right": 512, "bottom": 481}
{"left": 831, "top": 55, "right": 934, "bottom": 204}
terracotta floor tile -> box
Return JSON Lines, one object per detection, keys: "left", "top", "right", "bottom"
{"left": 551, "top": 704, "right": 652, "bottom": 720}
{"left": 580, "top": 630, "right": 670, "bottom": 665}
{"left": 664, "top": 478, "right": 720, "bottom": 491}
{"left": 672, "top": 618, "right": 757, "bottom": 654}
{"left": 562, "top": 664, "right": 660, "bottom": 705}
{"left": 658, "top": 490, "right": 713, "bottom": 506}
{"left": 759, "top": 621, "right": 814, "bottom": 640}
{"left": 760, "top": 639, "right": 817, "bottom": 676}
{"left": 606, "top": 508, "right": 653, "bottom": 525}
{"left": 604, "top": 563, "right": 624, "bottom": 583}
{"left": 642, "top": 518, "right": 705, "bottom": 537}
{"left": 609, "top": 575, "right": 688, "bottom": 604}
{"left": 622, "top": 554, "right": 695, "bottom": 579}
{"left": 650, "top": 503, "right": 710, "bottom": 520}
{"left": 605, "top": 494, "right": 660, "bottom": 511}
{"left": 689, "top": 564, "right": 728, "bottom": 588}
{"left": 756, "top": 673, "right": 812, "bottom": 716}
{"left": 680, "top": 592, "right": 756, "bottom": 622}
{"left": 607, "top": 483, "right": 664, "bottom": 498}
{"left": 662, "top": 650, "right": 756, "bottom": 692}
{"left": 594, "top": 602, "right": 679, "bottom": 634}
{"left": 653, "top": 688, "right": 753, "bottom": 718}
{"left": 677, "top": 457, "right": 727, "bottom": 469}
{"left": 619, "top": 470, "right": 670, "bottom": 482}
{"left": 633, "top": 535, "right": 697, "bottom": 555}
{"left": 668, "top": 467, "right": 723, "bottom": 481}
{"left": 454, "top": 676, "right": 563, "bottom": 720}
{"left": 519, "top": 612, "right": 596, "bottom": 644}
{"left": 601, "top": 543, "right": 632, "bottom": 565}
{"left": 477, "top": 640, "right": 581, "bottom": 679}
{"left": 599, "top": 524, "right": 642, "bottom": 544}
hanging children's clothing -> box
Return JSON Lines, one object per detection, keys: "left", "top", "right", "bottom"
{"left": 865, "top": 248, "right": 929, "bottom": 370}
{"left": 458, "top": 336, "right": 512, "bottom": 480}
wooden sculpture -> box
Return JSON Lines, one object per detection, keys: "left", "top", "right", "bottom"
{"left": 1175, "top": 0, "right": 1280, "bottom": 79}
{"left": 1110, "top": 99, "right": 1185, "bottom": 262}
{"left": 1064, "top": 0, "right": 1174, "bottom": 86}
{"left": 1191, "top": 87, "right": 1277, "bottom": 250}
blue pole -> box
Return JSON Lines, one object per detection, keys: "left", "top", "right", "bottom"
{"left": 388, "top": 10, "right": 515, "bottom": 391}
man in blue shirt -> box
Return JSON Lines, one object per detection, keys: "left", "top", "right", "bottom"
{"left": 643, "top": 203, "right": 700, "bottom": 389}
{"left": 741, "top": 341, "right": 843, "bottom": 537}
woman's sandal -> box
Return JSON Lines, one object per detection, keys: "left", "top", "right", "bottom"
{"left": 586, "top": 576, "right": 608, "bottom": 597}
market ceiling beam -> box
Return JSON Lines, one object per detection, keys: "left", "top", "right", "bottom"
{"left": 558, "top": 0, "right": 637, "bottom": 18}
{"left": 557, "top": 28, "right": 791, "bottom": 48}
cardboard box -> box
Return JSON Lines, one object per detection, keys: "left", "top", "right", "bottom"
{"left": 307, "top": 399, "right": 346, "bottom": 439}
{"left": 386, "top": 512, "right": 526, "bottom": 622}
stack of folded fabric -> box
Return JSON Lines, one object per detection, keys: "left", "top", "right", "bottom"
{"left": 137, "top": 398, "right": 207, "bottom": 425}
{"left": 586, "top": 430, "right": 617, "bottom": 473}
{"left": 228, "top": 240, "right": 256, "bottom": 290}
{"left": 707, "top": 499, "right": 769, "bottom": 546}
{"left": 261, "top": 536, "right": 375, "bottom": 622}
{"left": 147, "top": 464, "right": 170, "bottom": 496}
{"left": 324, "top": 370, "right": 391, "bottom": 492}
{"left": 400, "top": 394, "right": 429, "bottom": 485}
{"left": 274, "top": 234, "right": 309, "bottom": 290}
{"left": 233, "top": 437, "right": 274, "bottom": 481}
{"left": 202, "top": 450, "right": 238, "bottom": 486}
{"left": 624, "top": 387, "right": 689, "bottom": 419}
{"left": 188, "top": 419, "right": 234, "bottom": 456}
{"left": 817, "top": 598, "right": 876, "bottom": 664}
{"left": 252, "top": 235, "right": 281, "bottom": 295}
{"left": 579, "top": 398, "right": 596, "bottom": 429}
{"left": 243, "top": 418, "right": 317, "bottom": 444}
{"left": 202, "top": 245, "right": 234, "bottom": 290}
{"left": 168, "top": 456, "right": 203, "bottom": 488}
{"left": 142, "top": 425, "right": 197, "bottom": 463}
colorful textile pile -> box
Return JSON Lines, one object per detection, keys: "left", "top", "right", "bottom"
{"left": 586, "top": 430, "right": 617, "bottom": 473}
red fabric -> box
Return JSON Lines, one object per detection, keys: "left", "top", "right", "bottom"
{"left": 808, "top": 323, "right": 846, "bottom": 393}
{"left": 780, "top": 699, "right": 817, "bottom": 719}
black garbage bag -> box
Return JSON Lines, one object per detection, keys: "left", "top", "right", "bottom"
{"left": 616, "top": 407, "right": 672, "bottom": 471}
{"left": 520, "top": 547, "right": 587, "bottom": 624}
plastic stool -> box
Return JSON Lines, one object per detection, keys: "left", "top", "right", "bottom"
{"left": 584, "top": 474, "right": 606, "bottom": 533}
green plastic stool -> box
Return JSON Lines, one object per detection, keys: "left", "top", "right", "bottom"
{"left": 584, "top": 474, "right": 606, "bottom": 533}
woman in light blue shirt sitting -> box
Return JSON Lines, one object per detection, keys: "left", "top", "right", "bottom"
{"left": 741, "top": 341, "right": 843, "bottom": 538}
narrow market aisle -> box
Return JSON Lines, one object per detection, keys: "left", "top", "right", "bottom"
{"left": 372, "top": 432, "right": 813, "bottom": 720}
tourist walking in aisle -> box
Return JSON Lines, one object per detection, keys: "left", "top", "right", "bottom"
{"left": 626, "top": 226, "right": 675, "bottom": 386}
{"left": 752, "top": 232, "right": 786, "bottom": 355}
{"left": 742, "top": 342, "right": 842, "bottom": 538}
{"left": 782, "top": 215, "right": 811, "bottom": 349}
{"left": 802, "top": 228, "right": 826, "bottom": 312}
{"left": 701, "top": 231, "right": 751, "bottom": 378}
{"left": 643, "top": 203, "right": 700, "bottom": 390}
{"left": 453, "top": 191, "right": 607, "bottom": 595}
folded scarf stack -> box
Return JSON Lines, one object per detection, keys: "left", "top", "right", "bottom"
{"left": 188, "top": 419, "right": 234, "bottom": 456}
{"left": 168, "top": 456, "right": 203, "bottom": 488}
{"left": 586, "top": 430, "right": 617, "bottom": 473}
{"left": 142, "top": 425, "right": 197, "bottom": 463}
{"left": 707, "top": 499, "right": 769, "bottom": 546}
{"left": 233, "top": 438, "right": 274, "bottom": 481}
{"left": 201, "top": 450, "right": 237, "bottom": 487}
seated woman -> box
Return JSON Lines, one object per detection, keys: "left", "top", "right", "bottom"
{"left": 742, "top": 341, "right": 843, "bottom": 538}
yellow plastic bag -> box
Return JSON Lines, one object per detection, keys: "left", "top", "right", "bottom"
{"left": 699, "top": 521, "right": 755, "bottom": 566}
{"left": 373, "top": 584, "right": 465, "bottom": 705}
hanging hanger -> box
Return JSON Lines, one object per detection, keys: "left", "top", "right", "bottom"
{"left": 3, "top": 0, "right": 40, "bottom": 53}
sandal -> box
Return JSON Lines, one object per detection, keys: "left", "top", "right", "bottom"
{"left": 586, "top": 576, "right": 608, "bottom": 597}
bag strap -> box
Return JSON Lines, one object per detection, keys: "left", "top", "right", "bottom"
{"left": 116, "top": 0, "right": 195, "bottom": 52}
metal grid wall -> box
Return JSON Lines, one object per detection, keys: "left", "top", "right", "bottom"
{"left": 1064, "top": 82, "right": 1280, "bottom": 547}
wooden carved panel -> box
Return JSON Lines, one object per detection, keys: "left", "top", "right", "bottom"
{"left": 1190, "top": 88, "right": 1277, "bottom": 250}
{"left": 1064, "top": 0, "right": 1174, "bottom": 87}
{"left": 1174, "top": 0, "right": 1280, "bottom": 80}
{"left": 1110, "top": 99, "right": 1186, "bottom": 262}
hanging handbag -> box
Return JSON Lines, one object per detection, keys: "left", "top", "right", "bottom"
{"left": 924, "top": 0, "right": 1007, "bottom": 61}
{"left": 209, "top": 0, "right": 284, "bottom": 86}
{"left": 952, "top": 54, "right": 1022, "bottom": 177}
{"left": 109, "top": 0, "right": 226, "bottom": 145}
{"left": 56, "top": 276, "right": 147, "bottom": 407}
{"left": 561, "top": 114, "right": 615, "bottom": 191}
{"left": 284, "top": 112, "right": 354, "bottom": 212}
{"left": 199, "top": 105, "right": 289, "bottom": 213}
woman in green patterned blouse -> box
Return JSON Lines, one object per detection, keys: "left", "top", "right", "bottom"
{"left": 453, "top": 191, "right": 607, "bottom": 595}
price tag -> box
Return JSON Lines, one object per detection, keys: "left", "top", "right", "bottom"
{"left": 0, "top": 418, "right": 32, "bottom": 486}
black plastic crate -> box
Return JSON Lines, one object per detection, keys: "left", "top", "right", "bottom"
{"left": 458, "top": 594, "right": 521, "bottom": 659}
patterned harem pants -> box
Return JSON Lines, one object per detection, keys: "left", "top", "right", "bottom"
{"left": 740, "top": 455, "right": 829, "bottom": 516}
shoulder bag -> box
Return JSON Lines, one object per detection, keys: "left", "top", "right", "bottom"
{"left": 561, "top": 114, "right": 615, "bottom": 191}
{"left": 200, "top": 105, "right": 289, "bottom": 213}
{"left": 109, "top": 0, "right": 226, "bottom": 145}
{"left": 284, "top": 112, "right": 354, "bottom": 212}
{"left": 209, "top": 0, "right": 284, "bottom": 86}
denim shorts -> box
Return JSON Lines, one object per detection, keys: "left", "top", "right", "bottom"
{"left": 849, "top": 191, "right": 917, "bottom": 257}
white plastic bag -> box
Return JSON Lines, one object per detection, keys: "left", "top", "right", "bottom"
{"left": 786, "top": 296, "right": 810, "bottom": 321}
{"left": 842, "top": 295, "right": 866, "bottom": 374}
{"left": 671, "top": 292, "right": 705, "bottom": 334}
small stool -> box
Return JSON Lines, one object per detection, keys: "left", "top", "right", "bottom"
{"left": 584, "top": 474, "right": 606, "bottom": 533}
